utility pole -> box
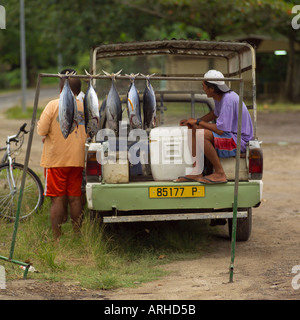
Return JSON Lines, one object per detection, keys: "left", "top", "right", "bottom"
{"left": 20, "top": 0, "right": 27, "bottom": 112}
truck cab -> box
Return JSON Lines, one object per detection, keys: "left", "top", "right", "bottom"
{"left": 85, "top": 40, "right": 263, "bottom": 241}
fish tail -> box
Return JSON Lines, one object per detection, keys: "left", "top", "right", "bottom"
{"left": 103, "top": 69, "right": 123, "bottom": 80}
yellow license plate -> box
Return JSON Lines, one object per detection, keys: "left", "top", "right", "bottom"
{"left": 149, "top": 186, "right": 205, "bottom": 198}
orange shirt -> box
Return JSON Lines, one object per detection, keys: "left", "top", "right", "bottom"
{"left": 37, "top": 98, "right": 87, "bottom": 168}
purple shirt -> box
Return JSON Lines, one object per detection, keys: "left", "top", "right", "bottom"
{"left": 214, "top": 91, "right": 253, "bottom": 152}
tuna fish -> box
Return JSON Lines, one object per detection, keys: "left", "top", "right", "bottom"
{"left": 99, "top": 98, "right": 107, "bottom": 130}
{"left": 58, "top": 73, "right": 78, "bottom": 139}
{"left": 142, "top": 74, "right": 157, "bottom": 130}
{"left": 103, "top": 70, "right": 122, "bottom": 136}
{"left": 126, "top": 73, "right": 142, "bottom": 130}
{"left": 83, "top": 75, "right": 100, "bottom": 139}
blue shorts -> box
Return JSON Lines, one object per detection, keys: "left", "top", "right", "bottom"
{"left": 212, "top": 132, "right": 237, "bottom": 158}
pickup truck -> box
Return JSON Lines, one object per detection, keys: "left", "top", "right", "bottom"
{"left": 85, "top": 40, "right": 263, "bottom": 241}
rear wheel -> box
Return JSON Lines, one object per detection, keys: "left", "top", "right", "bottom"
{"left": 228, "top": 208, "right": 252, "bottom": 241}
{"left": 0, "top": 163, "right": 44, "bottom": 220}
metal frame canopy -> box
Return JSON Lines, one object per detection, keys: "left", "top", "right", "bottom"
{"left": 91, "top": 39, "right": 257, "bottom": 134}
{"left": 91, "top": 39, "right": 257, "bottom": 138}
{"left": 91, "top": 39, "right": 255, "bottom": 77}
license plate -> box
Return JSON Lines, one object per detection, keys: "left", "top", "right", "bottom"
{"left": 149, "top": 186, "right": 205, "bottom": 198}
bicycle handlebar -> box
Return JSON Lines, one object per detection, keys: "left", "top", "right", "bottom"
{"left": 19, "top": 123, "right": 29, "bottom": 134}
{"left": 6, "top": 123, "right": 28, "bottom": 144}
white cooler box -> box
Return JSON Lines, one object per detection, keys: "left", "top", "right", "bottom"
{"left": 149, "top": 127, "right": 194, "bottom": 181}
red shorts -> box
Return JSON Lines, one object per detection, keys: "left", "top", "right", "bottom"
{"left": 44, "top": 167, "right": 83, "bottom": 197}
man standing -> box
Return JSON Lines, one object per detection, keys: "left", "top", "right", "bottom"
{"left": 37, "top": 75, "right": 87, "bottom": 240}
{"left": 176, "top": 70, "right": 253, "bottom": 184}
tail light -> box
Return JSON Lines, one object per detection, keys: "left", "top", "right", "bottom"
{"left": 249, "top": 147, "right": 263, "bottom": 180}
{"left": 86, "top": 151, "right": 101, "bottom": 182}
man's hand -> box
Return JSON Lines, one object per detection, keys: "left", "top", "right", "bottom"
{"left": 179, "top": 118, "right": 197, "bottom": 129}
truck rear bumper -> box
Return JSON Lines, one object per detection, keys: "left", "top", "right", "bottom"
{"left": 86, "top": 180, "right": 263, "bottom": 213}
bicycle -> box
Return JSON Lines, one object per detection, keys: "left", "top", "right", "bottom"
{"left": 0, "top": 123, "right": 44, "bottom": 220}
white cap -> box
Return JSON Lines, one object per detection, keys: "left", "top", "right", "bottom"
{"left": 204, "top": 70, "right": 230, "bottom": 93}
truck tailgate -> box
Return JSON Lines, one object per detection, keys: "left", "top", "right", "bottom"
{"left": 86, "top": 180, "right": 263, "bottom": 212}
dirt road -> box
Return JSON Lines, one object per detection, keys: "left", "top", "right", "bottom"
{"left": 0, "top": 106, "right": 300, "bottom": 300}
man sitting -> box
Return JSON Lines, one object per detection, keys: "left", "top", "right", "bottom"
{"left": 176, "top": 70, "right": 253, "bottom": 184}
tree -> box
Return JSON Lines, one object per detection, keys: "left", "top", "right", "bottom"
{"left": 116, "top": 0, "right": 300, "bottom": 101}
{"left": 1, "top": 0, "right": 299, "bottom": 101}
{"left": 234, "top": 0, "right": 300, "bottom": 101}
{"left": 116, "top": 0, "right": 243, "bottom": 40}
{"left": 0, "top": 0, "right": 161, "bottom": 88}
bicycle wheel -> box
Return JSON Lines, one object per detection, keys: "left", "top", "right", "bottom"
{"left": 0, "top": 162, "right": 44, "bottom": 220}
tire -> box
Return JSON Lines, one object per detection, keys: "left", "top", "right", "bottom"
{"left": 228, "top": 208, "right": 252, "bottom": 241}
{"left": 0, "top": 163, "right": 44, "bottom": 220}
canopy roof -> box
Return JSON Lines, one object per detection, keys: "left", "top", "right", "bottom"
{"left": 92, "top": 39, "right": 255, "bottom": 76}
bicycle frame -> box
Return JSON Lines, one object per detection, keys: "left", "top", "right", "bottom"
{"left": 7, "top": 153, "right": 17, "bottom": 196}
{"left": 0, "top": 145, "right": 8, "bottom": 164}
{"left": 0, "top": 126, "right": 27, "bottom": 198}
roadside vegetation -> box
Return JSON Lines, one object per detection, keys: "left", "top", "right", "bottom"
{"left": 1, "top": 1, "right": 300, "bottom": 102}
{"left": 0, "top": 199, "right": 211, "bottom": 290}
{"left": 4, "top": 105, "right": 44, "bottom": 120}
{"left": 255, "top": 103, "right": 300, "bottom": 112}
{"left": 4, "top": 101, "right": 300, "bottom": 121}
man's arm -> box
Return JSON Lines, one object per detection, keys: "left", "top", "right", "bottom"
{"left": 200, "top": 110, "right": 217, "bottom": 123}
{"left": 198, "top": 120, "right": 224, "bottom": 136}
{"left": 180, "top": 111, "right": 224, "bottom": 135}
{"left": 37, "top": 102, "right": 53, "bottom": 137}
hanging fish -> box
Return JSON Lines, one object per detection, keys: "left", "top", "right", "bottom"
{"left": 142, "top": 74, "right": 157, "bottom": 130}
{"left": 126, "top": 73, "right": 142, "bottom": 130}
{"left": 103, "top": 70, "right": 122, "bottom": 137}
{"left": 83, "top": 72, "right": 100, "bottom": 139}
{"left": 99, "top": 98, "right": 107, "bottom": 130}
{"left": 58, "top": 72, "right": 78, "bottom": 139}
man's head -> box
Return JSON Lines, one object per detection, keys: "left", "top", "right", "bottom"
{"left": 203, "top": 70, "right": 230, "bottom": 96}
{"left": 59, "top": 69, "right": 81, "bottom": 96}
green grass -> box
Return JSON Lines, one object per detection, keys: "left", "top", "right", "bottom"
{"left": 4, "top": 106, "right": 43, "bottom": 120}
{"left": 256, "top": 102, "right": 300, "bottom": 113}
{"left": 4, "top": 100, "right": 300, "bottom": 122}
{"left": 0, "top": 199, "right": 212, "bottom": 290}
